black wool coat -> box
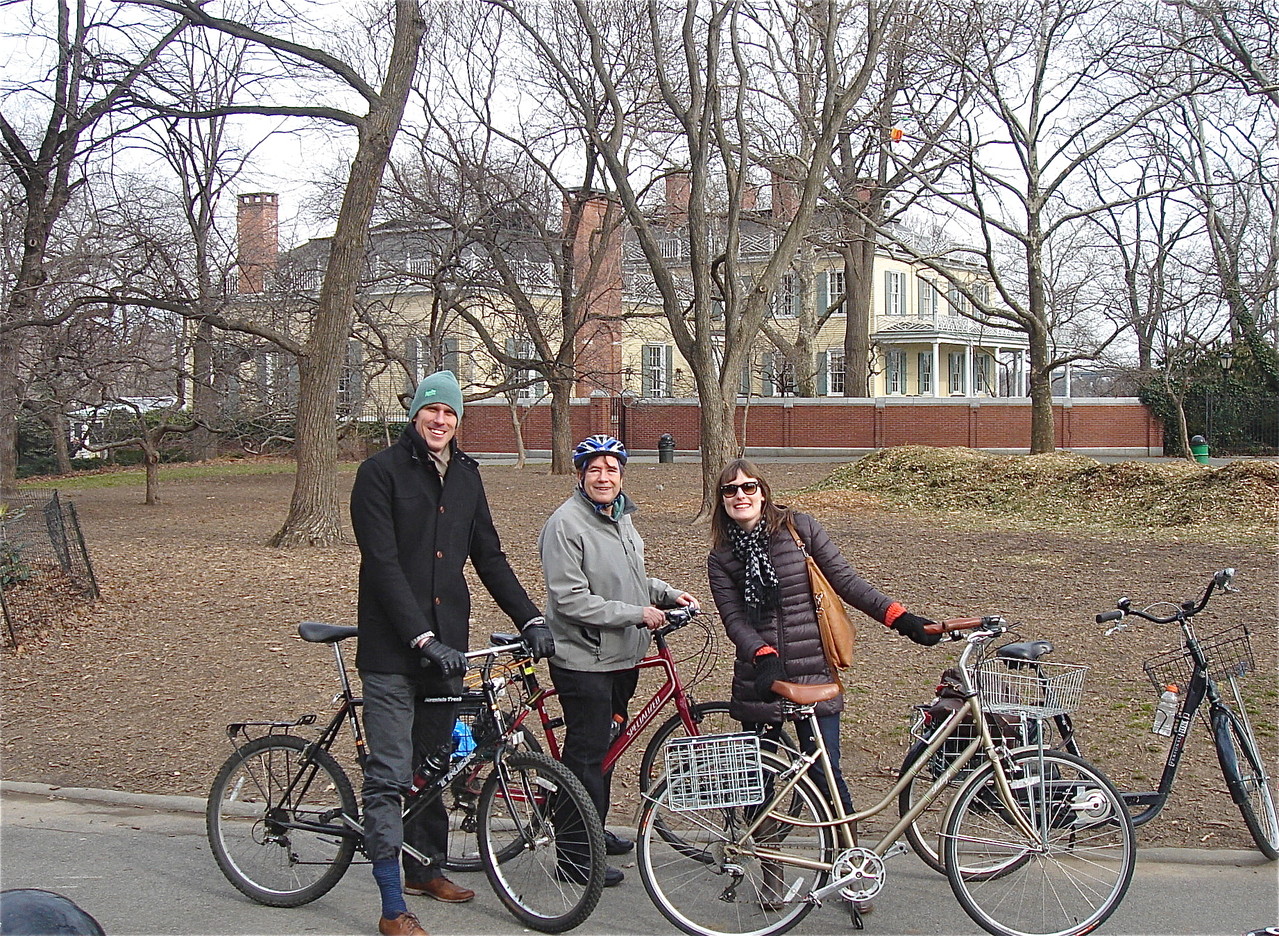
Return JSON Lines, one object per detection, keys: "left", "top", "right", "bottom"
{"left": 708, "top": 511, "right": 895, "bottom": 723}
{"left": 350, "top": 428, "right": 539, "bottom": 682}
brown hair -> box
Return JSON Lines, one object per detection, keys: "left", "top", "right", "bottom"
{"left": 709, "top": 458, "right": 793, "bottom": 551}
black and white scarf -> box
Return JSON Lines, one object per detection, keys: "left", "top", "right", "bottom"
{"left": 729, "top": 521, "right": 779, "bottom": 623}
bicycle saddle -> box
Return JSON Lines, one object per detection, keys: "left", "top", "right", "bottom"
{"left": 773, "top": 681, "right": 842, "bottom": 705}
{"left": 490, "top": 632, "right": 521, "bottom": 646}
{"left": 298, "top": 621, "right": 358, "bottom": 643}
{"left": 995, "top": 640, "right": 1054, "bottom": 666}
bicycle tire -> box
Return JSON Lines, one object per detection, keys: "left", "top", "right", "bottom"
{"left": 1214, "top": 705, "right": 1279, "bottom": 860}
{"left": 944, "top": 749, "right": 1135, "bottom": 936}
{"left": 206, "top": 734, "right": 358, "bottom": 907}
{"left": 444, "top": 730, "right": 543, "bottom": 872}
{"left": 637, "top": 751, "right": 834, "bottom": 936}
{"left": 900, "top": 717, "right": 1048, "bottom": 877}
{"left": 478, "top": 749, "right": 605, "bottom": 933}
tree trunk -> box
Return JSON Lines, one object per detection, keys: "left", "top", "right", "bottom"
{"left": 269, "top": 0, "right": 426, "bottom": 547}
{"left": 696, "top": 388, "right": 739, "bottom": 521}
{"left": 549, "top": 378, "right": 574, "bottom": 475}
{"left": 844, "top": 240, "right": 873, "bottom": 397}
{"left": 191, "top": 318, "right": 219, "bottom": 460}
{"left": 0, "top": 333, "right": 19, "bottom": 496}
{"left": 1026, "top": 325, "right": 1056, "bottom": 454}
{"left": 143, "top": 446, "right": 160, "bottom": 505}
{"left": 38, "top": 410, "right": 73, "bottom": 475}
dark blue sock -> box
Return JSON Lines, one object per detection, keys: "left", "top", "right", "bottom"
{"left": 373, "top": 858, "right": 407, "bottom": 919}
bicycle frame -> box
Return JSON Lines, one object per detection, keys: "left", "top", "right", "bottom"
{"left": 736, "top": 631, "right": 1039, "bottom": 899}
{"left": 495, "top": 615, "right": 708, "bottom": 773}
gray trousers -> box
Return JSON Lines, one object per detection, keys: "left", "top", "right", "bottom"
{"left": 359, "top": 670, "right": 457, "bottom": 879}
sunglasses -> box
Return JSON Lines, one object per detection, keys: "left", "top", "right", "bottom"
{"left": 719, "top": 481, "right": 761, "bottom": 497}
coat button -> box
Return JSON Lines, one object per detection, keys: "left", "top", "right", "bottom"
{"left": 438, "top": 505, "right": 445, "bottom": 513}
{"left": 434, "top": 597, "right": 441, "bottom": 605}
{"left": 436, "top": 551, "right": 444, "bottom": 559}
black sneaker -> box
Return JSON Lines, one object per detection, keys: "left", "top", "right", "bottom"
{"left": 603, "top": 829, "right": 634, "bottom": 855}
{"left": 604, "top": 865, "right": 624, "bottom": 887}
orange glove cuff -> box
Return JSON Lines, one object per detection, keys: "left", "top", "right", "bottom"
{"left": 883, "top": 602, "right": 906, "bottom": 628}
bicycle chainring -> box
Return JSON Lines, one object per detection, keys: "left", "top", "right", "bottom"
{"left": 831, "top": 847, "right": 885, "bottom": 901}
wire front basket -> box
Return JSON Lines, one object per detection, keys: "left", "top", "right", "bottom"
{"left": 1142, "top": 624, "right": 1254, "bottom": 693}
{"left": 971, "top": 659, "right": 1090, "bottom": 718}
{"left": 663, "top": 732, "right": 765, "bottom": 811}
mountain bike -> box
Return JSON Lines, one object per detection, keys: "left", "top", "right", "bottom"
{"left": 1096, "top": 567, "right": 1278, "bottom": 858}
{"left": 636, "top": 615, "right": 1136, "bottom": 936}
{"left": 443, "top": 606, "right": 794, "bottom": 870}
{"left": 205, "top": 622, "right": 606, "bottom": 933}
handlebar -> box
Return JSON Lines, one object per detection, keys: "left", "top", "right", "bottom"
{"left": 923, "top": 615, "right": 1007, "bottom": 637}
{"left": 652, "top": 605, "right": 702, "bottom": 638}
{"left": 1095, "top": 568, "right": 1236, "bottom": 628}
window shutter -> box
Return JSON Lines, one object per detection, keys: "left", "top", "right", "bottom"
{"left": 442, "top": 337, "right": 459, "bottom": 379}
{"left": 791, "top": 277, "right": 802, "bottom": 317}
{"left": 816, "top": 272, "right": 828, "bottom": 317}
{"left": 642, "top": 345, "right": 653, "bottom": 397}
{"left": 816, "top": 351, "right": 828, "bottom": 396}
{"left": 739, "top": 359, "right": 751, "bottom": 396}
{"left": 763, "top": 352, "right": 776, "bottom": 397}
{"left": 665, "top": 345, "right": 674, "bottom": 396}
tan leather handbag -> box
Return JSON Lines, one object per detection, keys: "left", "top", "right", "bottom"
{"left": 785, "top": 520, "right": 855, "bottom": 670}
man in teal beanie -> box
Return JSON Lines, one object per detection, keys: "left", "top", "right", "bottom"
{"left": 408, "top": 369, "right": 464, "bottom": 422}
{"left": 350, "top": 369, "right": 553, "bottom": 935}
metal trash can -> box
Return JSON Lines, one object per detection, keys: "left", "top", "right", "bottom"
{"left": 1189, "top": 434, "right": 1210, "bottom": 465}
{"left": 658, "top": 433, "right": 676, "bottom": 464}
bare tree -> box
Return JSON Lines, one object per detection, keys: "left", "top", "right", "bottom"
{"left": 491, "top": 0, "right": 890, "bottom": 513}
{"left": 885, "top": 0, "right": 1185, "bottom": 452}
{"left": 0, "top": 0, "right": 185, "bottom": 494}
{"left": 122, "top": 0, "right": 428, "bottom": 545}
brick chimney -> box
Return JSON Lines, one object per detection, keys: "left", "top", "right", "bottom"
{"left": 237, "top": 193, "right": 279, "bottom": 294}
{"left": 770, "top": 170, "right": 799, "bottom": 223}
{"left": 664, "top": 172, "right": 691, "bottom": 227}
{"left": 564, "top": 189, "right": 623, "bottom": 396}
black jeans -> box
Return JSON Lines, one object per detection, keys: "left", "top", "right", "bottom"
{"left": 747, "top": 712, "right": 853, "bottom": 813}
{"left": 359, "top": 670, "right": 458, "bottom": 880}
{"left": 548, "top": 663, "right": 639, "bottom": 824}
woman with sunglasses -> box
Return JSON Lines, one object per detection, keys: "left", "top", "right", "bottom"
{"left": 707, "top": 458, "right": 942, "bottom": 834}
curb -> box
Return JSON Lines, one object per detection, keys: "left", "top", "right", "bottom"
{"left": 4, "top": 780, "right": 1272, "bottom": 869}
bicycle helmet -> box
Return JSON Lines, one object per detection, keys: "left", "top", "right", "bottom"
{"left": 572, "top": 434, "right": 628, "bottom": 470}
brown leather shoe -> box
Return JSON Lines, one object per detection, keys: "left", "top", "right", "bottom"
{"left": 378, "top": 911, "right": 429, "bottom": 936}
{"left": 404, "top": 876, "right": 475, "bottom": 903}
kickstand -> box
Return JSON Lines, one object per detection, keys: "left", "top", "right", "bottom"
{"left": 849, "top": 902, "right": 865, "bottom": 930}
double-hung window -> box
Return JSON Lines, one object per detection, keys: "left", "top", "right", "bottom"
{"left": 642, "top": 344, "right": 671, "bottom": 397}
{"left": 884, "top": 270, "right": 906, "bottom": 316}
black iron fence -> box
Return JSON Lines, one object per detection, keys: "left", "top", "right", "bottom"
{"left": 1, "top": 489, "right": 99, "bottom": 647}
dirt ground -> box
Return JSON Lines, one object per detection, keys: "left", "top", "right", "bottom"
{"left": 2, "top": 458, "right": 1276, "bottom": 853}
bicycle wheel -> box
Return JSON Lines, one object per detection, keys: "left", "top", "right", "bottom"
{"left": 444, "top": 730, "right": 542, "bottom": 872}
{"left": 900, "top": 715, "right": 1042, "bottom": 877}
{"left": 206, "top": 734, "right": 357, "bottom": 907}
{"left": 637, "top": 752, "right": 834, "bottom": 936}
{"left": 478, "top": 749, "right": 605, "bottom": 933}
{"left": 1214, "top": 705, "right": 1279, "bottom": 860}
{"left": 944, "top": 749, "right": 1135, "bottom": 936}
{"left": 639, "top": 703, "right": 796, "bottom": 791}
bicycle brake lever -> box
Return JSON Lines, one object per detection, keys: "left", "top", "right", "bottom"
{"left": 1103, "top": 621, "right": 1130, "bottom": 637}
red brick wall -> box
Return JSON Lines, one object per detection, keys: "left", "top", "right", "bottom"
{"left": 455, "top": 397, "right": 1163, "bottom": 455}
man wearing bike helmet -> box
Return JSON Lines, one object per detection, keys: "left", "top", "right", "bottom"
{"left": 539, "top": 434, "right": 701, "bottom": 886}
{"left": 350, "top": 370, "right": 554, "bottom": 936}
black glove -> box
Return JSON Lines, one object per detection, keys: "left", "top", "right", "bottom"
{"left": 753, "top": 653, "right": 786, "bottom": 701}
{"left": 891, "top": 612, "right": 943, "bottom": 646}
{"left": 522, "top": 618, "right": 555, "bottom": 661}
{"left": 420, "top": 637, "right": 467, "bottom": 677}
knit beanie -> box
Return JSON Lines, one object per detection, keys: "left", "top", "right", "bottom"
{"left": 409, "top": 370, "right": 464, "bottom": 421}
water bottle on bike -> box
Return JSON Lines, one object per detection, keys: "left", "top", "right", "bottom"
{"left": 1151, "top": 683, "right": 1179, "bottom": 737}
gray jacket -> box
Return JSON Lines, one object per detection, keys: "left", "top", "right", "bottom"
{"left": 539, "top": 490, "right": 683, "bottom": 672}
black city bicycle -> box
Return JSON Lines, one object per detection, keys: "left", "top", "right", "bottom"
{"left": 900, "top": 568, "right": 1278, "bottom": 874}
{"left": 205, "top": 622, "right": 606, "bottom": 933}
{"left": 1096, "top": 567, "right": 1278, "bottom": 858}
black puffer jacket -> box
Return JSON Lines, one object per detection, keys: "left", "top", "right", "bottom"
{"left": 350, "top": 428, "right": 539, "bottom": 680}
{"left": 708, "top": 511, "right": 895, "bottom": 723}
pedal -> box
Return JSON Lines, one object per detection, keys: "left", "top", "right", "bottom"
{"left": 883, "top": 841, "right": 909, "bottom": 860}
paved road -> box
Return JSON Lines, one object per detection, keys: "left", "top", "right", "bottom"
{"left": 2, "top": 783, "right": 1275, "bottom": 936}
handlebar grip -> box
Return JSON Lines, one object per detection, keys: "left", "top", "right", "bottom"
{"left": 924, "top": 616, "right": 986, "bottom": 635}
{"left": 1096, "top": 610, "right": 1124, "bottom": 624}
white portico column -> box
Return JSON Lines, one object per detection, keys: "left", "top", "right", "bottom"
{"left": 931, "top": 342, "right": 940, "bottom": 397}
